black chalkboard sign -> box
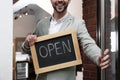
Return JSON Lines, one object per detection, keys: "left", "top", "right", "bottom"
{"left": 30, "top": 29, "right": 82, "bottom": 74}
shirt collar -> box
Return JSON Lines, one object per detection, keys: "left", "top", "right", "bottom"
{"left": 51, "top": 12, "right": 69, "bottom": 22}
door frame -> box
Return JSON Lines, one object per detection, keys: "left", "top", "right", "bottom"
{"left": 97, "top": 0, "right": 119, "bottom": 80}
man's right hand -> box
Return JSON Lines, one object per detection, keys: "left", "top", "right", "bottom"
{"left": 25, "top": 34, "right": 37, "bottom": 47}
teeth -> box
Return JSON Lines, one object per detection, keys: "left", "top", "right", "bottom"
{"left": 57, "top": 4, "right": 63, "bottom": 6}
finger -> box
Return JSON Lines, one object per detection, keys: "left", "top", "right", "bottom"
{"left": 101, "top": 54, "right": 110, "bottom": 62}
{"left": 29, "top": 35, "right": 37, "bottom": 46}
{"left": 104, "top": 49, "right": 109, "bottom": 55}
{"left": 29, "top": 41, "right": 35, "bottom": 46}
{"left": 101, "top": 49, "right": 110, "bottom": 62}
{"left": 28, "top": 35, "right": 36, "bottom": 41}
{"left": 100, "top": 59, "right": 110, "bottom": 70}
{"left": 101, "top": 63, "right": 111, "bottom": 70}
{"left": 100, "top": 59, "right": 110, "bottom": 67}
{"left": 32, "top": 35, "right": 37, "bottom": 42}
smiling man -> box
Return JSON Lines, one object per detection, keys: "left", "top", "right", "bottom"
{"left": 22, "top": 0, "right": 110, "bottom": 80}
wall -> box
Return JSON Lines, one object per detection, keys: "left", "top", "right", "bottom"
{"left": 82, "top": 0, "right": 98, "bottom": 80}
{"left": 14, "top": 0, "right": 83, "bottom": 37}
{"left": 14, "top": 0, "right": 83, "bottom": 19}
{"left": 0, "top": 0, "right": 13, "bottom": 80}
{"left": 68, "top": 0, "right": 83, "bottom": 18}
{"left": 14, "top": 15, "right": 36, "bottom": 37}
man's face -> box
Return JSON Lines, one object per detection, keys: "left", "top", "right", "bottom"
{"left": 51, "top": 0, "right": 70, "bottom": 13}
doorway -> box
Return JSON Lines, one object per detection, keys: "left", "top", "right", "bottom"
{"left": 97, "top": 0, "right": 119, "bottom": 80}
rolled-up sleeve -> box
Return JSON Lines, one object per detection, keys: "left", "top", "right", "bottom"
{"left": 21, "top": 41, "right": 31, "bottom": 54}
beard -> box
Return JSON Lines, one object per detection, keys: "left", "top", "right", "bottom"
{"left": 52, "top": 1, "right": 68, "bottom": 13}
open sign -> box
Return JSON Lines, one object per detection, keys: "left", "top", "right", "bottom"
{"left": 30, "top": 29, "right": 82, "bottom": 74}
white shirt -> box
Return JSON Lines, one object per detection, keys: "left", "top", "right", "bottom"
{"left": 49, "top": 13, "right": 69, "bottom": 34}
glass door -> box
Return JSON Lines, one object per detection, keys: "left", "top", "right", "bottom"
{"left": 97, "top": 0, "right": 119, "bottom": 80}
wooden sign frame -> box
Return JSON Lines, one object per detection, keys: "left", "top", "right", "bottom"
{"left": 30, "top": 29, "right": 82, "bottom": 74}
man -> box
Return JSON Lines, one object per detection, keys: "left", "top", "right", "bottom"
{"left": 22, "top": 0, "right": 110, "bottom": 80}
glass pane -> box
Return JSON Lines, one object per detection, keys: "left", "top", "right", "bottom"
{"left": 97, "top": 0, "right": 118, "bottom": 80}
{"left": 105, "top": 0, "right": 117, "bottom": 80}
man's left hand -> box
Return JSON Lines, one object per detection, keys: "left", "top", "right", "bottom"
{"left": 98, "top": 49, "right": 110, "bottom": 70}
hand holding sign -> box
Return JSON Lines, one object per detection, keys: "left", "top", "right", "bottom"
{"left": 30, "top": 30, "right": 82, "bottom": 74}
{"left": 25, "top": 34, "right": 37, "bottom": 46}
